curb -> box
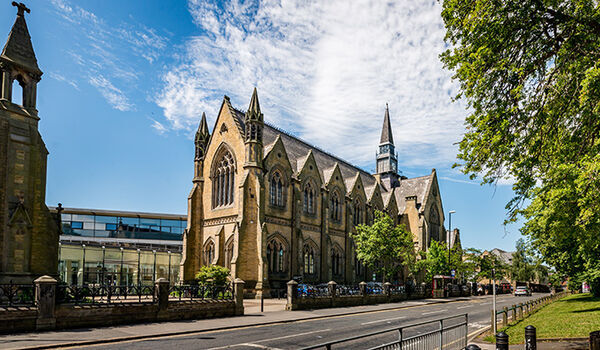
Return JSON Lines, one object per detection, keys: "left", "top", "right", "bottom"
{"left": 14, "top": 296, "right": 481, "bottom": 350}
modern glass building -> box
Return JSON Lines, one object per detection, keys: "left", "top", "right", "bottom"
{"left": 50, "top": 207, "right": 186, "bottom": 286}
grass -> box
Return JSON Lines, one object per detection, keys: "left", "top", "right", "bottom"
{"left": 484, "top": 293, "right": 600, "bottom": 344}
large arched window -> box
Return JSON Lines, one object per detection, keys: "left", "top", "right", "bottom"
{"left": 266, "top": 236, "right": 286, "bottom": 274}
{"left": 224, "top": 238, "right": 234, "bottom": 270}
{"left": 303, "top": 244, "right": 315, "bottom": 275}
{"left": 330, "top": 190, "right": 341, "bottom": 221}
{"left": 303, "top": 182, "right": 315, "bottom": 214}
{"left": 331, "top": 247, "right": 343, "bottom": 276}
{"left": 269, "top": 171, "right": 284, "bottom": 207}
{"left": 203, "top": 240, "right": 215, "bottom": 265}
{"left": 212, "top": 149, "right": 235, "bottom": 208}
{"left": 429, "top": 206, "right": 440, "bottom": 242}
{"left": 353, "top": 199, "right": 363, "bottom": 226}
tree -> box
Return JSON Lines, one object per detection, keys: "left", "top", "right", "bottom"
{"left": 510, "top": 239, "right": 535, "bottom": 283}
{"left": 441, "top": 0, "right": 600, "bottom": 296}
{"left": 415, "top": 240, "right": 448, "bottom": 283}
{"left": 478, "top": 253, "right": 507, "bottom": 282}
{"left": 195, "top": 265, "right": 230, "bottom": 287}
{"left": 352, "top": 210, "right": 416, "bottom": 282}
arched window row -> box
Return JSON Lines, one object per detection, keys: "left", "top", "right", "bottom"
{"left": 330, "top": 190, "right": 341, "bottom": 221}
{"left": 266, "top": 237, "right": 286, "bottom": 273}
{"left": 269, "top": 171, "right": 284, "bottom": 207}
{"left": 331, "top": 248, "right": 343, "bottom": 276}
{"left": 353, "top": 200, "right": 363, "bottom": 226}
{"left": 212, "top": 150, "right": 235, "bottom": 208}
{"left": 225, "top": 239, "right": 234, "bottom": 270}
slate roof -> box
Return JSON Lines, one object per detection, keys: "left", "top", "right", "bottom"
{"left": 226, "top": 97, "right": 433, "bottom": 209}
{"left": 1, "top": 4, "right": 41, "bottom": 75}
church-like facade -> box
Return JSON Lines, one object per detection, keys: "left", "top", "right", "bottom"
{"left": 181, "top": 89, "right": 446, "bottom": 296}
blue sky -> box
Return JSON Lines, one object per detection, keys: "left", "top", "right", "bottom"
{"left": 1, "top": 0, "right": 524, "bottom": 252}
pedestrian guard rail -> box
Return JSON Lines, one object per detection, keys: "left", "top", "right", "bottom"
{"left": 56, "top": 284, "right": 156, "bottom": 305}
{"left": 492, "top": 291, "right": 569, "bottom": 330}
{"left": 300, "top": 314, "right": 468, "bottom": 350}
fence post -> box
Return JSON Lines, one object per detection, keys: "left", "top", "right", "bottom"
{"left": 502, "top": 307, "right": 508, "bottom": 327}
{"left": 234, "top": 278, "right": 245, "bottom": 316}
{"left": 286, "top": 280, "right": 298, "bottom": 311}
{"left": 34, "top": 275, "right": 57, "bottom": 330}
{"left": 525, "top": 325, "right": 536, "bottom": 350}
{"left": 155, "top": 278, "right": 169, "bottom": 310}
{"left": 328, "top": 281, "right": 337, "bottom": 307}
{"left": 496, "top": 331, "right": 509, "bottom": 350}
{"left": 590, "top": 330, "right": 600, "bottom": 350}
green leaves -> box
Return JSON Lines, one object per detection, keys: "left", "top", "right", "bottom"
{"left": 195, "top": 265, "right": 230, "bottom": 287}
{"left": 351, "top": 210, "right": 415, "bottom": 282}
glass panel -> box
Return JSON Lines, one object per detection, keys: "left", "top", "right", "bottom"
{"left": 140, "top": 218, "right": 160, "bottom": 226}
{"left": 94, "top": 215, "right": 118, "bottom": 224}
{"left": 71, "top": 214, "right": 95, "bottom": 223}
{"left": 106, "top": 223, "right": 117, "bottom": 231}
{"left": 71, "top": 221, "right": 83, "bottom": 229}
{"left": 61, "top": 213, "right": 72, "bottom": 221}
{"left": 119, "top": 217, "right": 139, "bottom": 226}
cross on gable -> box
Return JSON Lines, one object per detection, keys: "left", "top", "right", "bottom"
{"left": 12, "top": 2, "right": 30, "bottom": 16}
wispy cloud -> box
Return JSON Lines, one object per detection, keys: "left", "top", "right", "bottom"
{"left": 49, "top": 0, "right": 170, "bottom": 111}
{"left": 156, "top": 0, "right": 468, "bottom": 169}
{"left": 48, "top": 72, "right": 79, "bottom": 90}
{"left": 88, "top": 75, "right": 133, "bottom": 112}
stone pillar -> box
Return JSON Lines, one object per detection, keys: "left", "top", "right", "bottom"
{"left": 359, "top": 281, "right": 367, "bottom": 297}
{"left": 328, "top": 281, "right": 337, "bottom": 308}
{"left": 383, "top": 282, "right": 392, "bottom": 298}
{"left": 155, "top": 278, "right": 170, "bottom": 310}
{"left": 590, "top": 330, "right": 600, "bottom": 350}
{"left": 286, "top": 280, "right": 297, "bottom": 311}
{"left": 34, "top": 275, "right": 57, "bottom": 330}
{"left": 234, "top": 278, "right": 245, "bottom": 316}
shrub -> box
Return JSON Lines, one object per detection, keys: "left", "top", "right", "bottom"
{"left": 195, "top": 265, "right": 230, "bottom": 287}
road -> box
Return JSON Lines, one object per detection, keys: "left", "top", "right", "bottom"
{"left": 81, "top": 293, "right": 546, "bottom": 349}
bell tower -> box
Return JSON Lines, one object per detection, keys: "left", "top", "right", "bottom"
{"left": 376, "top": 104, "right": 400, "bottom": 189}
{"left": 0, "top": 2, "right": 60, "bottom": 283}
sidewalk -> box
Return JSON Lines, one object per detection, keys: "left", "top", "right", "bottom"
{"left": 470, "top": 341, "right": 588, "bottom": 349}
{"left": 0, "top": 296, "right": 472, "bottom": 349}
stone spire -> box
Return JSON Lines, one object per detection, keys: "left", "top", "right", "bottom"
{"left": 194, "top": 112, "right": 210, "bottom": 161}
{"left": 379, "top": 103, "right": 394, "bottom": 145}
{"left": 1, "top": 2, "right": 42, "bottom": 75}
{"left": 245, "top": 87, "right": 263, "bottom": 122}
{"left": 244, "top": 87, "right": 263, "bottom": 168}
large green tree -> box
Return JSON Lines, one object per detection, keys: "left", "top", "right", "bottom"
{"left": 352, "top": 211, "right": 416, "bottom": 282}
{"left": 441, "top": 0, "right": 600, "bottom": 295}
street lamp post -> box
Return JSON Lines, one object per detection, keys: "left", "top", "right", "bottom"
{"left": 101, "top": 245, "right": 106, "bottom": 285}
{"left": 82, "top": 244, "right": 86, "bottom": 285}
{"left": 152, "top": 250, "right": 157, "bottom": 283}
{"left": 120, "top": 247, "right": 124, "bottom": 286}
{"left": 167, "top": 251, "right": 171, "bottom": 284}
{"left": 448, "top": 210, "right": 456, "bottom": 275}
{"left": 492, "top": 267, "right": 497, "bottom": 334}
{"left": 137, "top": 248, "right": 141, "bottom": 286}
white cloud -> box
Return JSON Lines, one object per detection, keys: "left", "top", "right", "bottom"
{"left": 156, "top": 0, "right": 468, "bottom": 169}
{"left": 88, "top": 75, "right": 133, "bottom": 112}
{"left": 150, "top": 118, "right": 168, "bottom": 135}
{"left": 48, "top": 72, "right": 79, "bottom": 90}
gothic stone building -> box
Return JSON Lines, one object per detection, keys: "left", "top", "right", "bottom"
{"left": 0, "top": 3, "right": 60, "bottom": 283}
{"left": 181, "top": 89, "right": 446, "bottom": 295}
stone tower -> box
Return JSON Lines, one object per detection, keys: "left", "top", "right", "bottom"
{"left": 180, "top": 113, "right": 210, "bottom": 282}
{"left": 238, "top": 88, "right": 268, "bottom": 296}
{"left": 376, "top": 104, "right": 400, "bottom": 189}
{"left": 0, "top": 2, "right": 60, "bottom": 283}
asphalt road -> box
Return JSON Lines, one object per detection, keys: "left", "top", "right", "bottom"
{"left": 84, "top": 293, "right": 547, "bottom": 350}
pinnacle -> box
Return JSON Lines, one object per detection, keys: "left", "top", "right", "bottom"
{"left": 380, "top": 103, "right": 394, "bottom": 145}
{"left": 248, "top": 87, "right": 261, "bottom": 115}
{"left": 1, "top": 2, "right": 41, "bottom": 75}
{"left": 198, "top": 112, "right": 209, "bottom": 136}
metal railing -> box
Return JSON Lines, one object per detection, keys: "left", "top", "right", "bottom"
{"left": 169, "top": 283, "right": 233, "bottom": 301}
{"left": 301, "top": 314, "right": 468, "bottom": 350}
{"left": 0, "top": 281, "right": 35, "bottom": 307}
{"left": 56, "top": 284, "right": 156, "bottom": 305}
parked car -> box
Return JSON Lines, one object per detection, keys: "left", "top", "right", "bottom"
{"left": 514, "top": 286, "right": 531, "bottom": 296}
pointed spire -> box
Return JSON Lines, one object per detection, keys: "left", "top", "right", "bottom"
{"left": 194, "top": 112, "right": 209, "bottom": 161}
{"left": 379, "top": 103, "right": 394, "bottom": 145}
{"left": 1, "top": 2, "right": 42, "bottom": 75}
{"left": 246, "top": 87, "right": 263, "bottom": 121}
{"left": 198, "top": 112, "right": 209, "bottom": 137}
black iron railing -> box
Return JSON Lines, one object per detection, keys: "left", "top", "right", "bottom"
{"left": 337, "top": 285, "right": 361, "bottom": 296}
{"left": 56, "top": 284, "right": 155, "bottom": 305}
{"left": 0, "top": 281, "right": 35, "bottom": 307}
{"left": 169, "top": 284, "right": 233, "bottom": 301}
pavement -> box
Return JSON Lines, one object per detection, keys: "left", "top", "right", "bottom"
{"left": 0, "top": 293, "right": 580, "bottom": 350}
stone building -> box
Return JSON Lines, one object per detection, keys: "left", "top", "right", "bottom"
{"left": 181, "top": 89, "right": 446, "bottom": 296}
{"left": 0, "top": 3, "right": 60, "bottom": 283}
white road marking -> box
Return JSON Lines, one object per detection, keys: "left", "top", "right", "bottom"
{"left": 240, "top": 343, "right": 282, "bottom": 349}
{"left": 456, "top": 305, "right": 473, "bottom": 309}
{"left": 253, "top": 329, "right": 331, "bottom": 343}
{"left": 207, "top": 329, "right": 332, "bottom": 349}
{"left": 361, "top": 316, "right": 406, "bottom": 325}
{"left": 422, "top": 309, "right": 447, "bottom": 315}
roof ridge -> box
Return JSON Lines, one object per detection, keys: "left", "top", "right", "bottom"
{"left": 264, "top": 121, "right": 373, "bottom": 178}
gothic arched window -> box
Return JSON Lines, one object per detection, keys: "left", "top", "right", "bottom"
{"left": 429, "top": 206, "right": 440, "bottom": 242}
{"left": 303, "top": 182, "right": 315, "bottom": 214}
{"left": 270, "top": 171, "right": 284, "bottom": 207}
{"left": 303, "top": 244, "right": 315, "bottom": 275}
{"left": 330, "top": 190, "right": 341, "bottom": 221}
{"left": 212, "top": 149, "right": 235, "bottom": 208}
{"left": 353, "top": 199, "right": 363, "bottom": 226}
{"left": 266, "top": 237, "right": 287, "bottom": 273}
{"left": 331, "top": 247, "right": 343, "bottom": 276}
{"left": 225, "top": 238, "right": 234, "bottom": 270}
{"left": 204, "top": 240, "right": 215, "bottom": 265}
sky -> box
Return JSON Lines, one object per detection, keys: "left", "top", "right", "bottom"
{"left": 1, "top": 0, "right": 524, "bottom": 252}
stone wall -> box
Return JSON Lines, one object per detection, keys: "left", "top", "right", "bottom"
{"left": 0, "top": 276, "right": 245, "bottom": 334}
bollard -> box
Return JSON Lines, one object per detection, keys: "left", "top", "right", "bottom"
{"left": 591, "top": 330, "right": 600, "bottom": 350}
{"left": 496, "top": 331, "right": 509, "bottom": 350}
{"left": 465, "top": 345, "right": 482, "bottom": 350}
{"left": 525, "top": 325, "right": 536, "bottom": 350}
